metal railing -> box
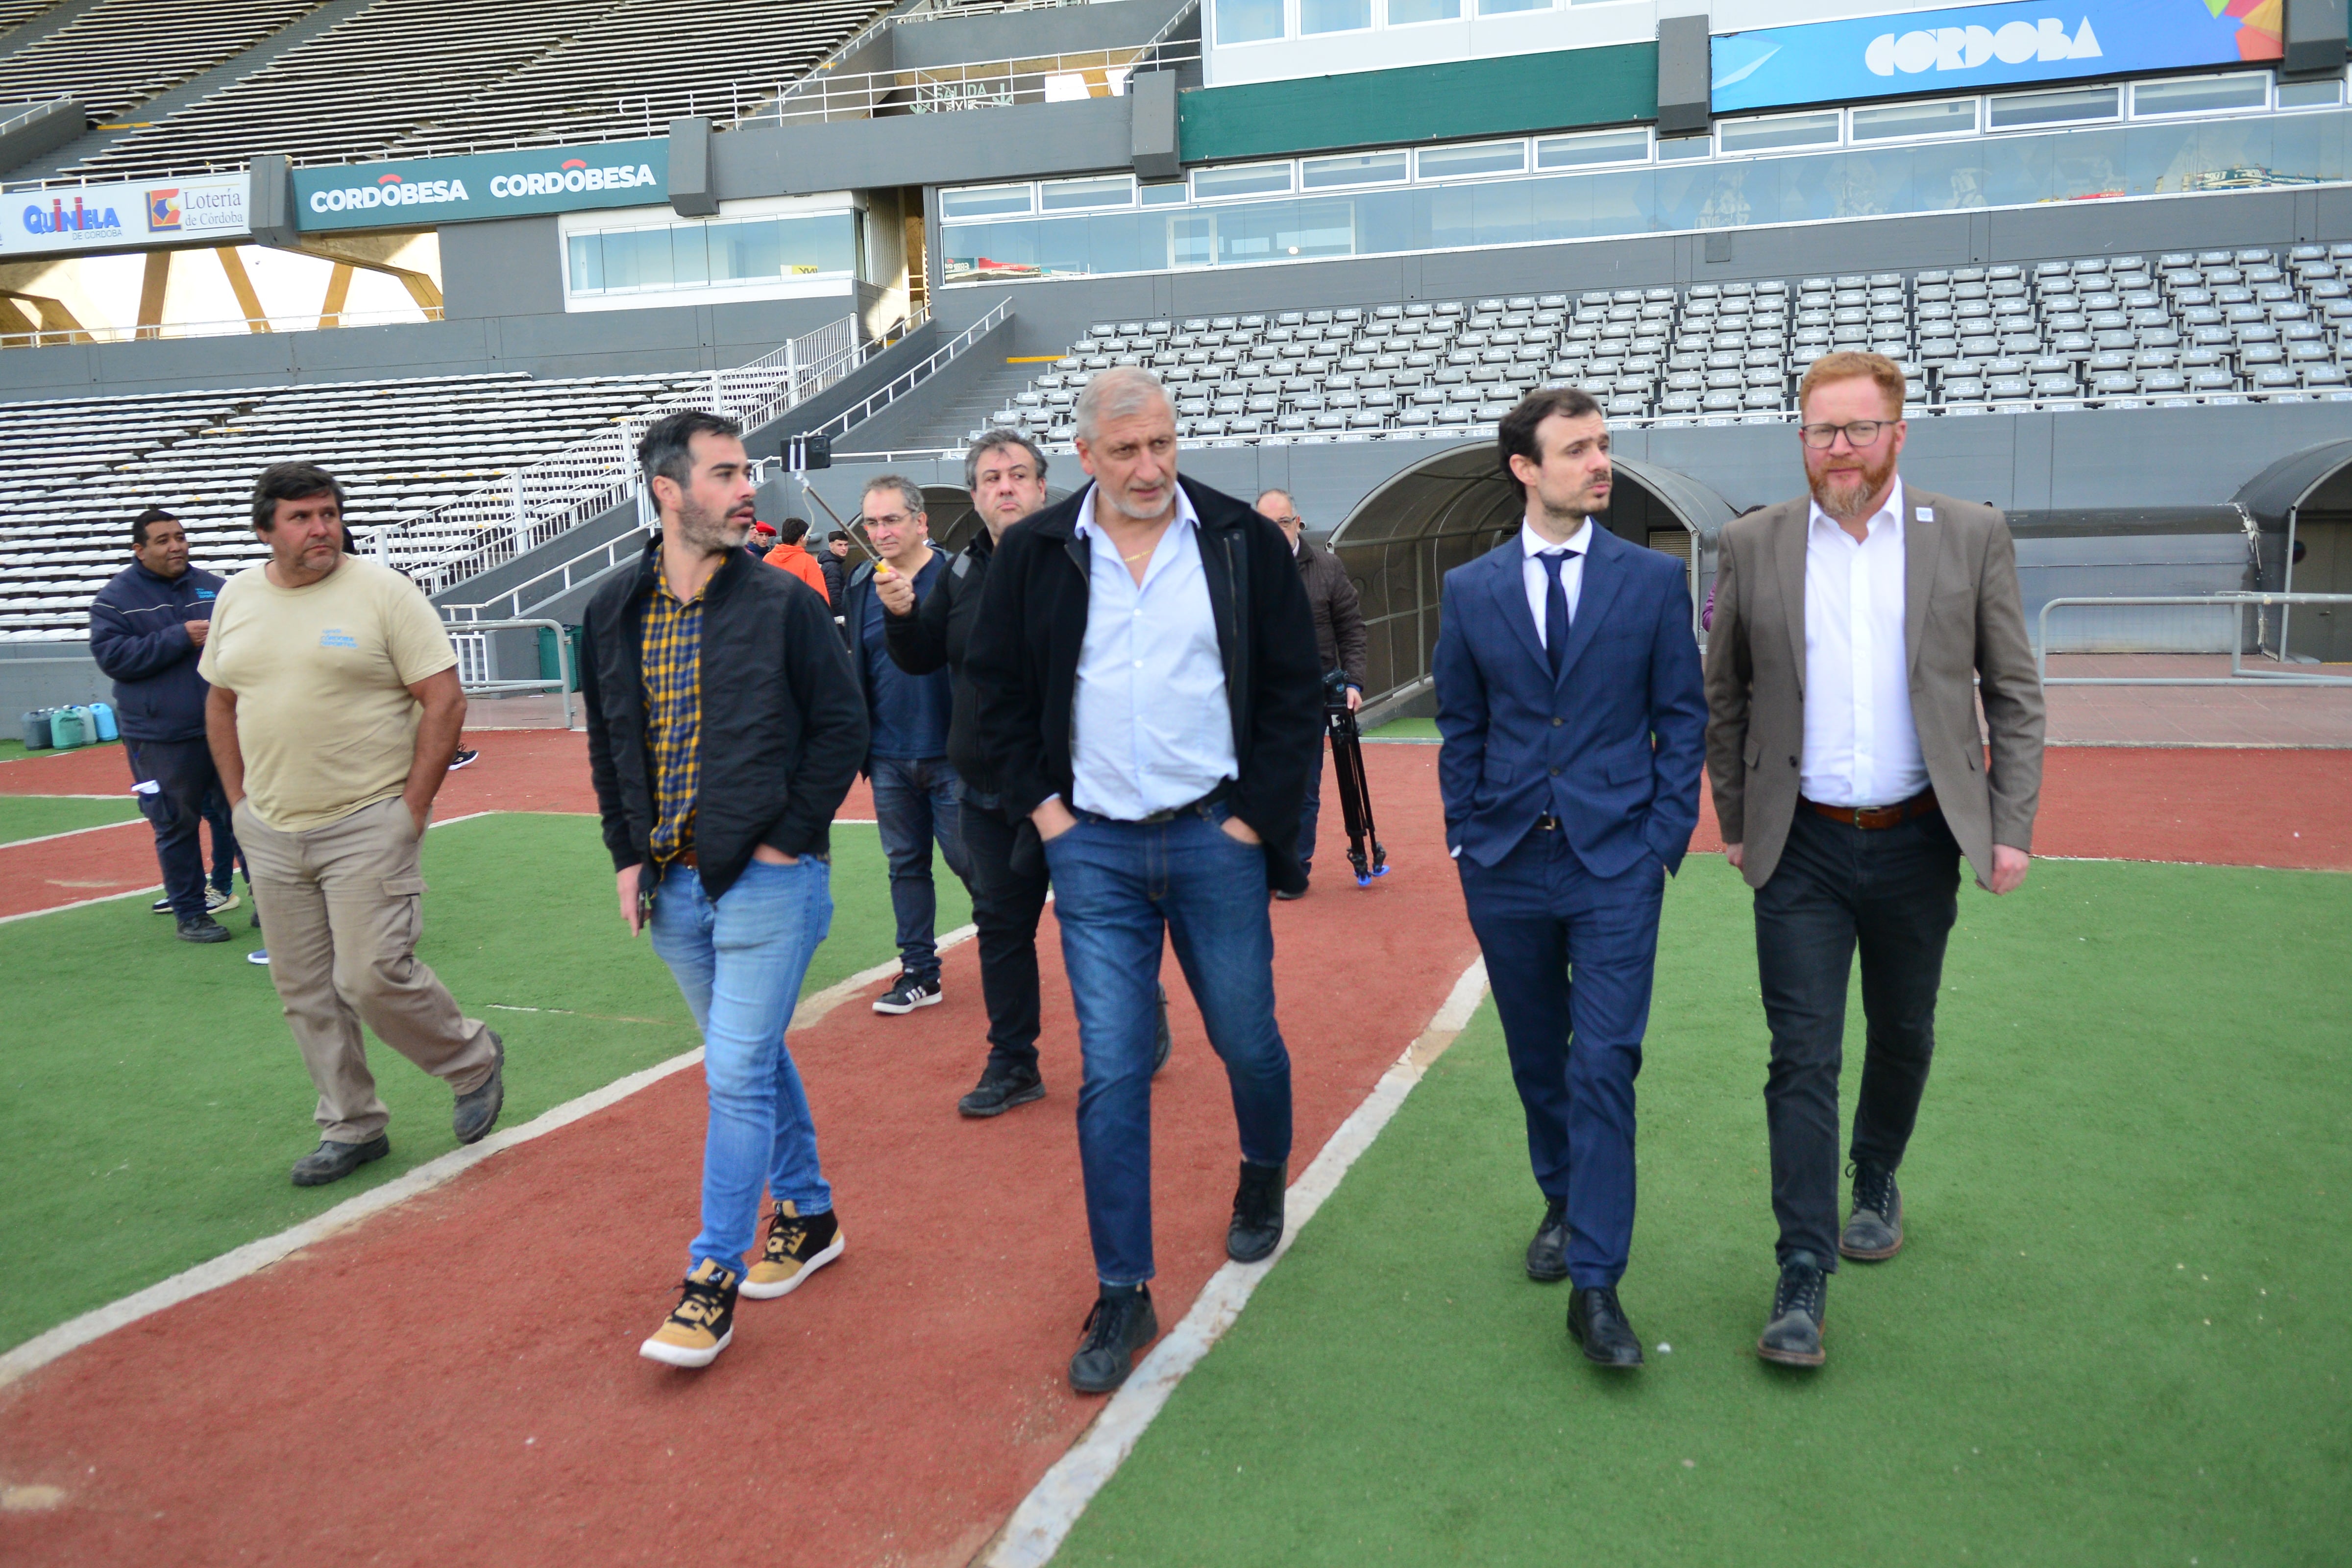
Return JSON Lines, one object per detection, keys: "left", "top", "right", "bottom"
{"left": 804, "top": 299, "right": 1009, "bottom": 443}
{"left": 370, "top": 314, "right": 906, "bottom": 599}
{"left": 443, "top": 617, "right": 579, "bottom": 729}
{"left": 2036, "top": 594, "right": 2352, "bottom": 685}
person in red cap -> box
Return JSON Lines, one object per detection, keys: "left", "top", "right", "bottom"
{"left": 762, "top": 517, "right": 830, "bottom": 603}
{"left": 745, "top": 520, "right": 779, "bottom": 564}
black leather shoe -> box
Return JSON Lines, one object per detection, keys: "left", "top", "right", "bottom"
{"left": 958, "top": 1062, "right": 1045, "bottom": 1118}
{"left": 1069, "top": 1285, "right": 1157, "bottom": 1395}
{"left": 1525, "top": 1196, "right": 1569, "bottom": 1282}
{"left": 1152, "top": 982, "right": 1173, "bottom": 1075}
{"left": 1567, "top": 1285, "right": 1644, "bottom": 1368}
{"left": 451, "top": 1030, "right": 504, "bottom": 1145}
{"left": 1839, "top": 1159, "right": 1903, "bottom": 1261}
{"left": 290, "top": 1133, "right": 390, "bottom": 1187}
{"left": 1227, "top": 1159, "right": 1286, "bottom": 1263}
{"left": 176, "top": 915, "right": 232, "bottom": 944}
{"left": 1758, "top": 1253, "right": 1829, "bottom": 1367}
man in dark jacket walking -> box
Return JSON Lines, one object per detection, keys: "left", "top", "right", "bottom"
{"left": 879, "top": 430, "right": 1170, "bottom": 1118}
{"left": 90, "top": 507, "right": 239, "bottom": 943}
{"left": 582, "top": 410, "right": 868, "bottom": 1370}
{"left": 1257, "top": 490, "right": 1368, "bottom": 894}
{"left": 820, "top": 532, "right": 850, "bottom": 618}
{"left": 966, "top": 368, "right": 1323, "bottom": 1396}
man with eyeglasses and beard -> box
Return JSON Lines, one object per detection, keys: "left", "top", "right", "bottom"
{"left": 1704, "top": 351, "right": 2044, "bottom": 1369}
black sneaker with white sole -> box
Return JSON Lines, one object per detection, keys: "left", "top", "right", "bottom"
{"left": 155, "top": 886, "right": 238, "bottom": 916}
{"left": 873, "top": 974, "right": 942, "bottom": 1014}
{"left": 447, "top": 748, "right": 479, "bottom": 771}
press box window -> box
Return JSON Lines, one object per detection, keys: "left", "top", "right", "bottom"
{"left": 1535, "top": 127, "right": 1650, "bottom": 168}
{"left": 1191, "top": 161, "right": 1294, "bottom": 199}
{"left": 568, "top": 213, "right": 855, "bottom": 296}
{"left": 1214, "top": 0, "right": 1284, "bottom": 44}
{"left": 2131, "top": 73, "right": 2270, "bottom": 118}
{"left": 1301, "top": 150, "right": 1410, "bottom": 188}
{"left": 1300, "top": 0, "right": 1372, "bottom": 33}
{"left": 940, "top": 184, "right": 1033, "bottom": 220}
{"left": 1040, "top": 175, "right": 1135, "bottom": 212}
{"left": 1850, "top": 97, "right": 1979, "bottom": 142}
{"left": 2277, "top": 76, "right": 2345, "bottom": 109}
{"left": 1387, "top": 0, "right": 1461, "bottom": 21}
{"left": 1716, "top": 111, "right": 1840, "bottom": 154}
{"left": 1478, "top": 0, "right": 1548, "bottom": 13}
{"left": 1416, "top": 140, "right": 1527, "bottom": 179}
{"left": 1138, "top": 181, "right": 1189, "bottom": 206}
{"left": 1656, "top": 135, "right": 1711, "bottom": 161}
{"left": 1987, "top": 85, "right": 2119, "bottom": 129}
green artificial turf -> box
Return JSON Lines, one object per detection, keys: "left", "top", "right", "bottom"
{"left": 0, "top": 794, "right": 142, "bottom": 845}
{"left": 1059, "top": 857, "right": 2352, "bottom": 1568}
{"left": 0, "top": 737, "right": 121, "bottom": 766}
{"left": 1362, "top": 716, "right": 1440, "bottom": 742}
{"left": 0, "top": 811, "right": 967, "bottom": 1350}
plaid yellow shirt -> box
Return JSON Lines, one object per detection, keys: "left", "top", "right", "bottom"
{"left": 640, "top": 571, "right": 705, "bottom": 869}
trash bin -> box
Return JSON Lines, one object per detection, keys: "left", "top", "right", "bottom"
{"left": 537, "top": 624, "right": 585, "bottom": 692}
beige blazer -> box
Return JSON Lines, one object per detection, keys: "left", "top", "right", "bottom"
{"left": 1703, "top": 486, "right": 2046, "bottom": 891}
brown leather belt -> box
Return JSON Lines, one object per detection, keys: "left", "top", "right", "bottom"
{"left": 1802, "top": 787, "right": 1938, "bottom": 830}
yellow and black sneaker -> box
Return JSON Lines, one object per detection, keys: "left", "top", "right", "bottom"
{"left": 742, "top": 1201, "right": 844, "bottom": 1300}
{"left": 639, "top": 1260, "right": 741, "bottom": 1368}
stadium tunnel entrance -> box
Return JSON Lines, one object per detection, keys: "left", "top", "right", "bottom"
{"left": 2235, "top": 437, "right": 2352, "bottom": 663}
{"left": 1328, "top": 445, "right": 1737, "bottom": 710}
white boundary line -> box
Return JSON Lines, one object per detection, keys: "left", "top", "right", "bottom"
{"left": 0, "top": 818, "right": 145, "bottom": 851}
{"left": 0, "top": 818, "right": 973, "bottom": 1391}
{"left": 0, "top": 882, "right": 163, "bottom": 926}
{"left": 981, "top": 956, "right": 1490, "bottom": 1568}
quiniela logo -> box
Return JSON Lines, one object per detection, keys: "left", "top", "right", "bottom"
{"left": 20, "top": 193, "right": 122, "bottom": 237}
{"left": 1865, "top": 15, "right": 2101, "bottom": 75}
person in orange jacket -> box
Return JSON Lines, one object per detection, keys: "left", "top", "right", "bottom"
{"left": 762, "top": 516, "right": 830, "bottom": 603}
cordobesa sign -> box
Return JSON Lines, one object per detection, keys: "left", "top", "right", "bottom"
{"left": 292, "top": 138, "right": 670, "bottom": 232}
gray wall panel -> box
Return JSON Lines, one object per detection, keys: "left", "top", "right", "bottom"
{"left": 441, "top": 217, "right": 567, "bottom": 320}
{"left": 711, "top": 99, "right": 1133, "bottom": 198}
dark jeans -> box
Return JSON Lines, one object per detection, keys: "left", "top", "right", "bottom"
{"left": 869, "top": 755, "right": 972, "bottom": 982}
{"left": 1754, "top": 805, "right": 1961, "bottom": 1270}
{"left": 126, "top": 737, "right": 241, "bottom": 920}
{"left": 1460, "top": 826, "right": 1665, "bottom": 1290}
{"left": 1044, "top": 804, "right": 1293, "bottom": 1287}
{"left": 1298, "top": 734, "right": 1323, "bottom": 872}
{"left": 959, "top": 790, "right": 1050, "bottom": 1073}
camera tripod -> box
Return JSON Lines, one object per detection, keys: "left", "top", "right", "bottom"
{"left": 1324, "top": 691, "right": 1388, "bottom": 887}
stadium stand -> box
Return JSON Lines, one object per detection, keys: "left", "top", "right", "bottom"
{"left": 954, "top": 242, "right": 2352, "bottom": 450}
{"left": 0, "top": 0, "right": 323, "bottom": 127}
{"left": 0, "top": 371, "right": 701, "bottom": 639}
{"left": 0, "top": 0, "right": 58, "bottom": 41}
{"left": 59, "top": 0, "right": 894, "bottom": 181}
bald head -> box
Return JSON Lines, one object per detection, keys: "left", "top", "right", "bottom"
{"left": 1257, "top": 489, "right": 1301, "bottom": 546}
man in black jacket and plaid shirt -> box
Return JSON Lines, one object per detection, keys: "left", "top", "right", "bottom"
{"left": 582, "top": 410, "right": 868, "bottom": 1371}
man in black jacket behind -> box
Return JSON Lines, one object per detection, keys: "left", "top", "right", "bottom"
{"left": 965, "top": 368, "right": 1323, "bottom": 1395}
{"left": 881, "top": 430, "right": 1173, "bottom": 1118}
{"left": 90, "top": 507, "right": 240, "bottom": 943}
{"left": 582, "top": 411, "right": 868, "bottom": 1371}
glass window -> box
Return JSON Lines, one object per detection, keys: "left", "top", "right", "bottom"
{"left": 1040, "top": 175, "right": 1135, "bottom": 211}
{"left": 1193, "top": 161, "right": 1295, "bottom": 199}
{"left": 1850, "top": 97, "right": 1979, "bottom": 142}
{"left": 1387, "top": 0, "right": 1460, "bottom": 21}
{"left": 1478, "top": 0, "right": 1547, "bottom": 12}
{"left": 2132, "top": 74, "right": 2271, "bottom": 118}
{"left": 1302, "top": 150, "right": 1411, "bottom": 188}
{"left": 567, "top": 235, "right": 602, "bottom": 293}
{"left": 1416, "top": 140, "right": 1527, "bottom": 179}
{"left": 1214, "top": 0, "right": 1284, "bottom": 44}
{"left": 1717, "top": 111, "right": 1841, "bottom": 154}
{"left": 1300, "top": 0, "right": 1371, "bottom": 32}
{"left": 1988, "top": 85, "right": 2119, "bottom": 129}
{"left": 1535, "top": 127, "right": 1649, "bottom": 168}
{"left": 1657, "top": 135, "right": 1711, "bottom": 161}
{"left": 1139, "top": 181, "right": 1189, "bottom": 206}
{"left": 940, "top": 184, "right": 1033, "bottom": 220}
{"left": 569, "top": 213, "right": 856, "bottom": 296}
{"left": 2277, "top": 76, "right": 2344, "bottom": 109}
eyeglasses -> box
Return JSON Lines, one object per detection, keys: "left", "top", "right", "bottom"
{"left": 1799, "top": 420, "right": 1891, "bottom": 450}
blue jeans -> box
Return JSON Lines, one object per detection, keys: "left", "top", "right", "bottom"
{"left": 869, "top": 755, "right": 972, "bottom": 982}
{"left": 649, "top": 857, "right": 835, "bottom": 1279}
{"left": 1044, "top": 804, "right": 1293, "bottom": 1288}
{"left": 1298, "top": 733, "right": 1324, "bottom": 873}
{"left": 1460, "top": 827, "right": 1665, "bottom": 1290}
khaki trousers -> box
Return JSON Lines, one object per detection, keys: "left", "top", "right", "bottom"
{"left": 235, "top": 795, "right": 495, "bottom": 1143}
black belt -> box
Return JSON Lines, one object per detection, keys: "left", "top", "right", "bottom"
{"left": 1083, "top": 780, "right": 1235, "bottom": 826}
{"left": 1800, "top": 788, "right": 1938, "bottom": 830}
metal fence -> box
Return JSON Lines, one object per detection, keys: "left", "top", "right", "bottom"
{"left": 365, "top": 314, "right": 897, "bottom": 600}
{"left": 445, "top": 617, "right": 580, "bottom": 729}
{"left": 2036, "top": 593, "right": 2352, "bottom": 685}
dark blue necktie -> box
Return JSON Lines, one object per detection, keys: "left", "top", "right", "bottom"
{"left": 1539, "top": 550, "right": 1577, "bottom": 679}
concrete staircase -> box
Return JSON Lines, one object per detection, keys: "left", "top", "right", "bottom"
{"left": 836, "top": 326, "right": 1037, "bottom": 457}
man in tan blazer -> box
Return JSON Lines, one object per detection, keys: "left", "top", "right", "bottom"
{"left": 1704, "top": 351, "right": 2044, "bottom": 1369}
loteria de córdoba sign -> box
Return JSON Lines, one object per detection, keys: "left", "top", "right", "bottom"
{"left": 292, "top": 139, "right": 670, "bottom": 231}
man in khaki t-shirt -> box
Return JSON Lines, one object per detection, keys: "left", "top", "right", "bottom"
{"left": 201, "top": 462, "right": 505, "bottom": 1188}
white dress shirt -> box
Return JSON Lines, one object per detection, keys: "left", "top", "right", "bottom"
{"left": 1801, "top": 476, "right": 1929, "bottom": 808}
{"left": 1517, "top": 516, "right": 1592, "bottom": 647}
{"left": 1069, "top": 483, "right": 1239, "bottom": 820}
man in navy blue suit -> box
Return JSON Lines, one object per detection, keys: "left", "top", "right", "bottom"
{"left": 1433, "top": 386, "right": 1707, "bottom": 1369}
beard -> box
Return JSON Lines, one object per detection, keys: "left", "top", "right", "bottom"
{"left": 675, "top": 494, "right": 751, "bottom": 554}
{"left": 1810, "top": 446, "right": 1899, "bottom": 523}
{"left": 1098, "top": 476, "right": 1172, "bottom": 523}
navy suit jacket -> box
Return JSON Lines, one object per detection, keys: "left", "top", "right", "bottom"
{"left": 1434, "top": 523, "right": 1708, "bottom": 877}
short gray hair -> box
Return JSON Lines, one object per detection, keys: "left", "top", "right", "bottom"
{"left": 964, "top": 429, "right": 1048, "bottom": 492}
{"left": 860, "top": 474, "right": 926, "bottom": 520}
{"left": 1074, "top": 366, "right": 1173, "bottom": 442}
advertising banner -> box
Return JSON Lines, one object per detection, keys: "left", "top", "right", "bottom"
{"left": 1711, "top": 0, "right": 2284, "bottom": 114}
{"left": 293, "top": 139, "right": 670, "bottom": 232}
{"left": 1, "top": 172, "right": 249, "bottom": 256}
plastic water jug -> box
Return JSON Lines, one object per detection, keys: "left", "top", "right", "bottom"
{"left": 49, "top": 707, "right": 88, "bottom": 749}
{"left": 20, "top": 708, "right": 52, "bottom": 749}
{"left": 89, "top": 701, "right": 118, "bottom": 741}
